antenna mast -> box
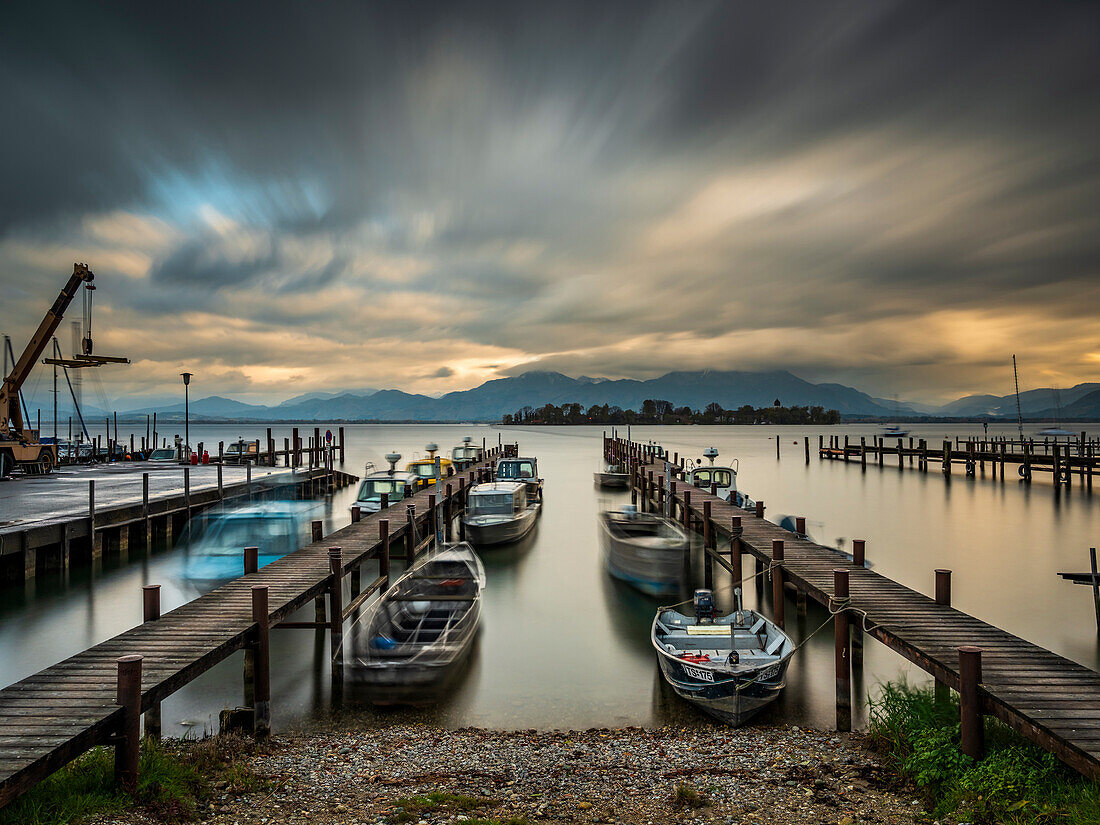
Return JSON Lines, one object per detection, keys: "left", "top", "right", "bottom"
{"left": 1012, "top": 354, "right": 1024, "bottom": 440}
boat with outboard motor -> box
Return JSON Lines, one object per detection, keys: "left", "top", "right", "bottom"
{"left": 594, "top": 460, "right": 630, "bottom": 488}
{"left": 463, "top": 481, "right": 540, "bottom": 547}
{"left": 351, "top": 452, "right": 417, "bottom": 514}
{"left": 349, "top": 543, "right": 485, "bottom": 702}
{"left": 653, "top": 588, "right": 794, "bottom": 726}
{"left": 684, "top": 448, "right": 754, "bottom": 509}
{"left": 451, "top": 436, "right": 485, "bottom": 469}
{"left": 494, "top": 455, "right": 542, "bottom": 502}
{"left": 599, "top": 505, "right": 688, "bottom": 596}
{"left": 405, "top": 443, "right": 453, "bottom": 491}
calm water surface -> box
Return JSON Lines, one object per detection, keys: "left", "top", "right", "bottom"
{"left": 1, "top": 423, "right": 1096, "bottom": 734}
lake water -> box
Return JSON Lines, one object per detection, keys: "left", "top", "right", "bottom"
{"left": 1, "top": 423, "right": 1096, "bottom": 734}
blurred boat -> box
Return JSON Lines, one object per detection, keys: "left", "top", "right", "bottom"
{"left": 599, "top": 505, "right": 687, "bottom": 597}
{"left": 683, "top": 448, "right": 754, "bottom": 509}
{"left": 494, "top": 455, "right": 542, "bottom": 502}
{"left": 405, "top": 443, "right": 453, "bottom": 491}
{"left": 351, "top": 452, "right": 416, "bottom": 514}
{"left": 350, "top": 543, "right": 485, "bottom": 702}
{"left": 463, "top": 481, "right": 540, "bottom": 547}
{"left": 594, "top": 461, "right": 629, "bottom": 488}
{"left": 652, "top": 589, "right": 794, "bottom": 726}
{"left": 880, "top": 425, "right": 909, "bottom": 438}
{"left": 181, "top": 502, "right": 320, "bottom": 588}
{"left": 450, "top": 436, "right": 485, "bottom": 469}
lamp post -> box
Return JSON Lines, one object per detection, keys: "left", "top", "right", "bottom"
{"left": 181, "top": 372, "right": 192, "bottom": 460}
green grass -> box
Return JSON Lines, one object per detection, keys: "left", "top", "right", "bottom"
{"left": 868, "top": 681, "right": 1100, "bottom": 825}
{"left": 672, "top": 782, "right": 709, "bottom": 809}
{"left": 388, "top": 791, "right": 499, "bottom": 823}
{"left": 0, "top": 734, "right": 271, "bottom": 825}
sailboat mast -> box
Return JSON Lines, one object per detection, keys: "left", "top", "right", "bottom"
{"left": 1012, "top": 354, "right": 1024, "bottom": 440}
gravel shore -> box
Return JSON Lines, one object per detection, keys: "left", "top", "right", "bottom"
{"left": 129, "top": 721, "right": 935, "bottom": 825}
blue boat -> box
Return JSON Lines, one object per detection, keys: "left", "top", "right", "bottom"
{"left": 182, "top": 502, "right": 320, "bottom": 588}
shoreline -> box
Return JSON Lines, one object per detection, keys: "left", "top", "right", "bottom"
{"left": 109, "top": 721, "right": 930, "bottom": 825}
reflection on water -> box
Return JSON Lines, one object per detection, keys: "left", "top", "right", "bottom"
{"left": 0, "top": 423, "right": 1095, "bottom": 734}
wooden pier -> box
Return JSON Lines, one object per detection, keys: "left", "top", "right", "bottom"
{"left": 0, "top": 448, "right": 507, "bottom": 809}
{"left": 612, "top": 437, "right": 1100, "bottom": 781}
{"left": 0, "top": 463, "right": 356, "bottom": 583}
{"left": 816, "top": 433, "right": 1097, "bottom": 489}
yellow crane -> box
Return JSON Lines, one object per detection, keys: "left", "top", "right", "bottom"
{"left": 0, "top": 263, "right": 128, "bottom": 477}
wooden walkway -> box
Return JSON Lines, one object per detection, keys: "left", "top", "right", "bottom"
{"left": 616, "top": 438, "right": 1100, "bottom": 781}
{"left": 0, "top": 452, "right": 503, "bottom": 808}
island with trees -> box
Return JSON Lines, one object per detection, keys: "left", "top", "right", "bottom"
{"left": 501, "top": 399, "right": 841, "bottom": 426}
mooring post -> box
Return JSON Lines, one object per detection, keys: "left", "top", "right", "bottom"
{"left": 184, "top": 467, "right": 191, "bottom": 518}
{"left": 776, "top": 436, "right": 780, "bottom": 460}
{"left": 795, "top": 516, "right": 806, "bottom": 537}
{"left": 379, "top": 520, "right": 390, "bottom": 586}
{"left": 244, "top": 545, "right": 259, "bottom": 575}
{"left": 406, "top": 504, "right": 416, "bottom": 559}
{"left": 328, "top": 548, "right": 344, "bottom": 687}
{"left": 755, "top": 499, "right": 765, "bottom": 519}
{"left": 731, "top": 516, "right": 743, "bottom": 576}
{"left": 311, "top": 521, "right": 325, "bottom": 622}
{"left": 703, "top": 501, "right": 713, "bottom": 590}
{"left": 142, "top": 473, "right": 151, "bottom": 549}
{"left": 682, "top": 490, "right": 692, "bottom": 532}
{"left": 351, "top": 505, "right": 361, "bottom": 524}
{"left": 89, "top": 480, "right": 102, "bottom": 561}
{"left": 114, "top": 654, "right": 143, "bottom": 793}
{"left": 338, "top": 426, "right": 345, "bottom": 463}
{"left": 1089, "top": 548, "right": 1099, "bottom": 632}
{"left": 860, "top": 437, "right": 867, "bottom": 468}
{"left": 959, "top": 646, "right": 984, "bottom": 759}
{"left": 834, "top": 569, "right": 852, "bottom": 732}
{"left": 380, "top": 492, "right": 389, "bottom": 512}
{"left": 935, "top": 569, "right": 952, "bottom": 703}
{"left": 249, "top": 584, "right": 271, "bottom": 737}
{"left": 852, "top": 539, "right": 865, "bottom": 568}
{"left": 141, "top": 586, "right": 161, "bottom": 739}
{"left": 771, "top": 540, "right": 785, "bottom": 628}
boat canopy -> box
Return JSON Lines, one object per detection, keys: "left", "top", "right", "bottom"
{"left": 356, "top": 476, "right": 408, "bottom": 500}
{"left": 497, "top": 458, "right": 537, "bottom": 479}
{"left": 691, "top": 467, "right": 735, "bottom": 489}
{"left": 467, "top": 482, "right": 526, "bottom": 516}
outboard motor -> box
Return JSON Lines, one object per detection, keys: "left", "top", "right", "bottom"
{"left": 694, "top": 589, "right": 715, "bottom": 624}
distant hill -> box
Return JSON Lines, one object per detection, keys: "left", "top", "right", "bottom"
{"left": 939, "top": 383, "right": 1100, "bottom": 417}
{"left": 116, "top": 369, "right": 915, "bottom": 421}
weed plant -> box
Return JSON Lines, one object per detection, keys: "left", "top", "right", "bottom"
{"left": 869, "top": 681, "right": 1100, "bottom": 824}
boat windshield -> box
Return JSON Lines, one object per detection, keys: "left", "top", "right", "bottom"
{"left": 693, "top": 468, "right": 733, "bottom": 488}
{"left": 498, "top": 460, "right": 535, "bottom": 479}
{"left": 453, "top": 447, "right": 480, "bottom": 460}
{"left": 149, "top": 449, "right": 176, "bottom": 460}
{"left": 357, "top": 479, "right": 405, "bottom": 499}
{"left": 409, "top": 463, "right": 440, "bottom": 478}
{"left": 193, "top": 516, "right": 297, "bottom": 557}
{"left": 468, "top": 493, "right": 516, "bottom": 516}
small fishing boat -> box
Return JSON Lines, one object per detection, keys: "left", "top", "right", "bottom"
{"left": 350, "top": 452, "right": 417, "bottom": 514}
{"left": 350, "top": 543, "right": 485, "bottom": 702}
{"left": 684, "top": 448, "right": 754, "bottom": 509}
{"left": 652, "top": 589, "right": 794, "bottom": 726}
{"left": 494, "top": 455, "right": 542, "bottom": 502}
{"left": 594, "top": 461, "right": 630, "bottom": 488}
{"left": 880, "top": 425, "right": 909, "bottom": 439}
{"left": 405, "top": 443, "right": 453, "bottom": 491}
{"left": 599, "top": 505, "right": 687, "bottom": 597}
{"left": 463, "top": 481, "right": 540, "bottom": 547}
{"left": 451, "top": 436, "right": 485, "bottom": 469}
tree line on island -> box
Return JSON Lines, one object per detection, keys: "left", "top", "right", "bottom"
{"left": 502, "top": 399, "right": 841, "bottom": 425}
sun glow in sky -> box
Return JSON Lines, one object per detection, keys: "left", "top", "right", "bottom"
{"left": 1, "top": 1, "right": 1098, "bottom": 408}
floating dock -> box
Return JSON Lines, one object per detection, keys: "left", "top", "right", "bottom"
{"left": 616, "top": 437, "right": 1100, "bottom": 781}
{"left": 0, "top": 448, "right": 507, "bottom": 808}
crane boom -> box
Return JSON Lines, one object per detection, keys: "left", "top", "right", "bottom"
{"left": 1, "top": 263, "right": 94, "bottom": 438}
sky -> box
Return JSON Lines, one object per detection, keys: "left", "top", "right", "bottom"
{"left": 1, "top": 1, "right": 1098, "bottom": 409}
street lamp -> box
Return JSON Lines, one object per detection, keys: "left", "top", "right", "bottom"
{"left": 181, "top": 372, "right": 192, "bottom": 460}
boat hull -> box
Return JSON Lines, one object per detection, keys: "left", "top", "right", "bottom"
{"left": 463, "top": 504, "right": 540, "bottom": 547}
{"left": 594, "top": 472, "right": 629, "bottom": 488}
{"left": 655, "top": 653, "right": 788, "bottom": 726}
{"left": 599, "top": 513, "right": 687, "bottom": 597}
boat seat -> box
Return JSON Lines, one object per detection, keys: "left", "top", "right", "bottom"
{"left": 749, "top": 618, "right": 766, "bottom": 635}
{"left": 765, "top": 634, "right": 785, "bottom": 655}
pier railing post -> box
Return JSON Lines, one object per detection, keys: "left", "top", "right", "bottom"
{"left": 244, "top": 545, "right": 259, "bottom": 575}
{"left": 682, "top": 490, "right": 692, "bottom": 532}
{"left": 444, "top": 484, "right": 453, "bottom": 542}
{"left": 114, "top": 654, "right": 143, "bottom": 793}
{"left": 795, "top": 516, "right": 806, "bottom": 537}
{"left": 834, "top": 569, "right": 851, "bottom": 732}
{"left": 311, "top": 521, "right": 325, "bottom": 622}
{"left": 351, "top": 505, "right": 361, "bottom": 523}
{"left": 703, "top": 501, "right": 713, "bottom": 590}
{"left": 328, "top": 548, "right": 344, "bottom": 689}
{"left": 755, "top": 499, "right": 765, "bottom": 519}
{"left": 850, "top": 540, "right": 865, "bottom": 666}
{"left": 731, "top": 517, "right": 742, "bottom": 577}
{"left": 252, "top": 585, "right": 271, "bottom": 737}
{"left": 142, "top": 473, "right": 151, "bottom": 549}
{"left": 771, "top": 540, "right": 785, "bottom": 628}
{"left": 406, "top": 504, "right": 416, "bottom": 559}
{"left": 959, "top": 646, "right": 984, "bottom": 759}
{"left": 934, "top": 569, "right": 952, "bottom": 703}
{"left": 184, "top": 467, "right": 191, "bottom": 518}
{"left": 141, "top": 586, "right": 161, "bottom": 740}
{"left": 89, "top": 480, "right": 101, "bottom": 561}
{"left": 379, "top": 520, "right": 390, "bottom": 587}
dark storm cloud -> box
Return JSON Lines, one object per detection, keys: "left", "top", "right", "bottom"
{"left": 1, "top": 1, "right": 1098, "bottom": 404}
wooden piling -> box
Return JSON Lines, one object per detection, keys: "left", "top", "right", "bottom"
{"left": 406, "top": 504, "right": 416, "bottom": 559}
{"left": 141, "top": 587, "right": 161, "bottom": 740}
{"left": 731, "top": 517, "right": 742, "bottom": 577}
{"left": 379, "top": 520, "right": 390, "bottom": 585}
{"left": 703, "top": 501, "right": 713, "bottom": 590}
{"left": 114, "top": 655, "right": 142, "bottom": 793}
{"left": 244, "top": 546, "right": 259, "bottom": 575}
{"left": 311, "top": 521, "right": 325, "bottom": 622}
{"left": 834, "top": 569, "right": 851, "bottom": 732}
{"left": 959, "top": 646, "right": 984, "bottom": 759}
{"left": 772, "top": 539, "right": 785, "bottom": 628}
{"left": 935, "top": 569, "right": 952, "bottom": 703}
{"left": 328, "top": 548, "right": 344, "bottom": 687}
{"left": 251, "top": 585, "right": 270, "bottom": 737}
